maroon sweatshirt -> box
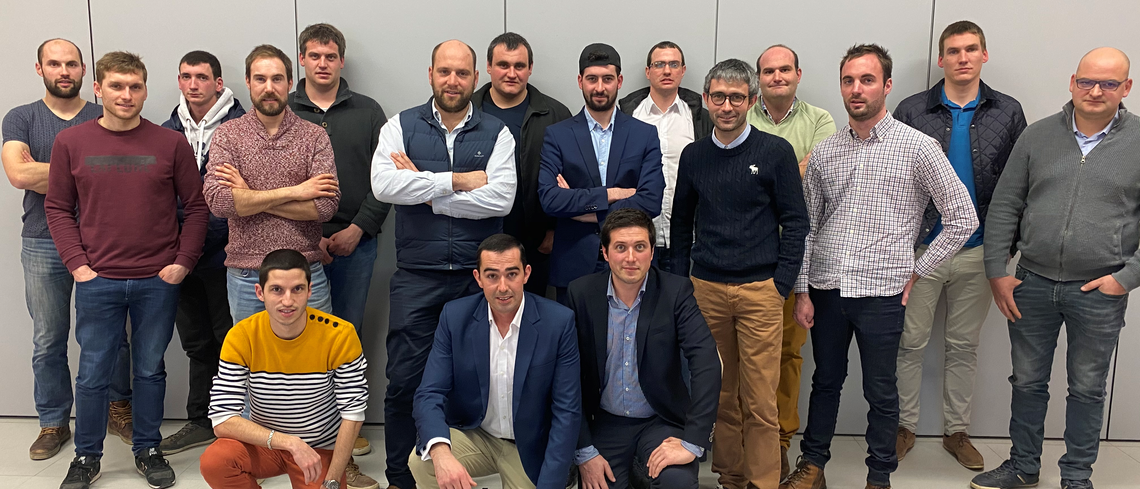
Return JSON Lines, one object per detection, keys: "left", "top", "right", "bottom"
{"left": 45, "top": 117, "right": 208, "bottom": 279}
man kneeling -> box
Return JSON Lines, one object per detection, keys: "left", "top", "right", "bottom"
{"left": 200, "top": 249, "right": 368, "bottom": 489}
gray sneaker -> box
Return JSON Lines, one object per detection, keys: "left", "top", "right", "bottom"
{"left": 1061, "top": 479, "right": 1093, "bottom": 489}
{"left": 160, "top": 421, "right": 216, "bottom": 454}
{"left": 135, "top": 448, "right": 176, "bottom": 488}
{"left": 60, "top": 456, "right": 100, "bottom": 489}
{"left": 970, "top": 460, "right": 1039, "bottom": 489}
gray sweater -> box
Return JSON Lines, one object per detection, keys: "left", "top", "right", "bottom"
{"left": 984, "top": 102, "right": 1140, "bottom": 290}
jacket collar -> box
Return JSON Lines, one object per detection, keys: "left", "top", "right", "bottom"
{"left": 1061, "top": 100, "right": 1130, "bottom": 133}
{"left": 924, "top": 78, "right": 997, "bottom": 110}
{"left": 620, "top": 86, "right": 705, "bottom": 116}
{"left": 291, "top": 77, "right": 354, "bottom": 109}
{"left": 472, "top": 82, "right": 557, "bottom": 116}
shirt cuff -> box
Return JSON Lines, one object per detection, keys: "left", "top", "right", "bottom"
{"left": 680, "top": 440, "right": 704, "bottom": 458}
{"left": 574, "top": 446, "right": 600, "bottom": 465}
{"left": 421, "top": 437, "right": 451, "bottom": 461}
{"left": 432, "top": 171, "right": 455, "bottom": 197}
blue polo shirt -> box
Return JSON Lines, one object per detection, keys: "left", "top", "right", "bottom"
{"left": 924, "top": 89, "right": 983, "bottom": 248}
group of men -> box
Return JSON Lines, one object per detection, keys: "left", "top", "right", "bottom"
{"left": 1, "top": 17, "right": 1135, "bottom": 489}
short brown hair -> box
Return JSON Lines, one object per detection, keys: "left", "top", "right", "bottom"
{"left": 299, "top": 23, "right": 346, "bottom": 58}
{"left": 245, "top": 44, "right": 293, "bottom": 83}
{"left": 840, "top": 44, "right": 892, "bottom": 81}
{"left": 938, "top": 20, "right": 986, "bottom": 56}
{"left": 95, "top": 51, "right": 147, "bottom": 83}
{"left": 600, "top": 208, "right": 656, "bottom": 250}
{"left": 646, "top": 41, "right": 685, "bottom": 67}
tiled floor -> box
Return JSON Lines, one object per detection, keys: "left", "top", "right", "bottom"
{"left": 2, "top": 417, "right": 1138, "bottom": 488}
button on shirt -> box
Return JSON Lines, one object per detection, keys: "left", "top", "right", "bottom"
{"left": 584, "top": 108, "right": 617, "bottom": 185}
{"left": 1073, "top": 110, "right": 1119, "bottom": 156}
{"left": 925, "top": 89, "right": 984, "bottom": 247}
{"left": 796, "top": 113, "right": 978, "bottom": 297}
{"left": 632, "top": 95, "right": 695, "bottom": 247}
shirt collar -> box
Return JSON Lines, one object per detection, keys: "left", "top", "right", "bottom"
{"left": 431, "top": 101, "right": 474, "bottom": 131}
{"left": 713, "top": 124, "right": 751, "bottom": 149}
{"left": 1072, "top": 109, "right": 1120, "bottom": 139}
{"left": 939, "top": 87, "right": 981, "bottom": 110}
{"left": 647, "top": 93, "right": 686, "bottom": 115}
{"left": 847, "top": 111, "right": 896, "bottom": 141}
{"left": 606, "top": 273, "right": 648, "bottom": 307}
{"left": 487, "top": 295, "right": 526, "bottom": 333}
{"left": 759, "top": 96, "right": 797, "bottom": 123}
{"left": 584, "top": 108, "right": 617, "bottom": 132}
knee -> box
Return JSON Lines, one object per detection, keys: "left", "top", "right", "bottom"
{"left": 408, "top": 450, "right": 436, "bottom": 487}
{"left": 199, "top": 438, "right": 244, "bottom": 480}
{"left": 650, "top": 463, "right": 698, "bottom": 489}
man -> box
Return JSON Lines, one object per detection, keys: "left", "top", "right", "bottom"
{"left": 783, "top": 45, "right": 977, "bottom": 489}
{"left": 410, "top": 234, "right": 581, "bottom": 489}
{"left": 972, "top": 47, "right": 1135, "bottom": 489}
{"left": 617, "top": 41, "right": 713, "bottom": 274}
{"left": 538, "top": 43, "right": 665, "bottom": 304}
{"left": 568, "top": 208, "right": 721, "bottom": 489}
{"left": 746, "top": 44, "right": 836, "bottom": 479}
{"left": 472, "top": 32, "right": 573, "bottom": 296}
{"left": 158, "top": 49, "right": 246, "bottom": 456}
{"left": 892, "top": 21, "right": 1026, "bottom": 470}
{"left": 671, "top": 59, "right": 809, "bottom": 489}
{"left": 2, "top": 38, "right": 133, "bottom": 461}
{"left": 45, "top": 51, "right": 209, "bottom": 489}
{"left": 199, "top": 249, "right": 368, "bottom": 489}
{"left": 370, "top": 39, "right": 516, "bottom": 489}
{"left": 203, "top": 44, "right": 341, "bottom": 324}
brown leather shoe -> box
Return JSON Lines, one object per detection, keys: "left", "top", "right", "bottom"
{"left": 779, "top": 456, "right": 826, "bottom": 489}
{"left": 944, "top": 432, "right": 985, "bottom": 470}
{"left": 29, "top": 425, "right": 71, "bottom": 460}
{"left": 896, "top": 427, "right": 915, "bottom": 462}
{"left": 107, "top": 400, "right": 133, "bottom": 445}
{"left": 345, "top": 458, "right": 380, "bottom": 489}
{"left": 781, "top": 445, "right": 791, "bottom": 482}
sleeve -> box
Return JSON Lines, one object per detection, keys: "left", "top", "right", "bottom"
{"left": 794, "top": 151, "right": 825, "bottom": 294}
{"left": 172, "top": 137, "right": 209, "bottom": 270}
{"left": 209, "top": 325, "right": 251, "bottom": 426}
{"left": 537, "top": 127, "right": 611, "bottom": 219}
{"left": 605, "top": 129, "right": 665, "bottom": 222}
{"left": 675, "top": 279, "right": 721, "bottom": 451}
{"left": 983, "top": 134, "right": 1030, "bottom": 279}
{"left": 349, "top": 105, "right": 392, "bottom": 237}
{"left": 411, "top": 309, "right": 458, "bottom": 456}
{"left": 770, "top": 141, "right": 809, "bottom": 297}
{"left": 371, "top": 114, "right": 456, "bottom": 205}
{"left": 431, "top": 126, "right": 517, "bottom": 219}
{"left": 913, "top": 141, "right": 978, "bottom": 277}
{"left": 2, "top": 107, "right": 30, "bottom": 144}
{"left": 668, "top": 145, "right": 698, "bottom": 277}
{"left": 812, "top": 110, "right": 837, "bottom": 149}
{"left": 536, "top": 310, "right": 583, "bottom": 487}
{"left": 43, "top": 136, "right": 87, "bottom": 272}
{"left": 202, "top": 126, "right": 238, "bottom": 219}
{"left": 331, "top": 331, "right": 368, "bottom": 422}
{"left": 310, "top": 132, "right": 340, "bottom": 223}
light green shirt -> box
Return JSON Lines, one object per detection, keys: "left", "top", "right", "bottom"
{"left": 748, "top": 97, "right": 837, "bottom": 163}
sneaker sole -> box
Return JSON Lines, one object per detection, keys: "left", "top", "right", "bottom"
{"left": 352, "top": 444, "right": 372, "bottom": 456}
{"left": 136, "top": 466, "right": 176, "bottom": 489}
{"left": 970, "top": 481, "right": 1037, "bottom": 489}
{"left": 160, "top": 436, "right": 216, "bottom": 455}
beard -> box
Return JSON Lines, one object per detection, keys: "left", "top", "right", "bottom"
{"left": 713, "top": 110, "right": 746, "bottom": 133}
{"left": 584, "top": 90, "right": 616, "bottom": 112}
{"left": 433, "top": 86, "right": 473, "bottom": 114}
{"left": 44, "top": 77, "right": 81, "bottom": 99}
{"left": 845, "top": 96, "right": 885, "bottom": 122}
{"left": 253, "top": 94, "right": 285, "bottom": 117}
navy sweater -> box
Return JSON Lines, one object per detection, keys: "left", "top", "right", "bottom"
{"left": 669, "top": 129, "right": 809, "bottom": 296}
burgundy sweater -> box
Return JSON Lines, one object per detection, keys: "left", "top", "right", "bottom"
{"left": 45, "top": 117, "right": 208, "bottom": 279}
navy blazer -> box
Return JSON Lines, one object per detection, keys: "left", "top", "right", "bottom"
{"left": 413, "top": 292, "right": 582, "bottom": 488}
{"left": 538, "top": 109, "right": 665, "bottom": 287}
{"left": 566, "top": 268, "right": 720, "bottom": 452}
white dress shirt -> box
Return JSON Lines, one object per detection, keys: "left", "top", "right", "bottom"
{"left": 371, "top": 102, "right": 517, "bottom": 219}
{"left": 632, "top": 94, "right": 694, "bottom": 248}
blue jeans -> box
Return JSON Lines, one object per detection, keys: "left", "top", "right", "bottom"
{"left": 322, "top": 236, "right": 378, "bottom": 335}
{"left": 226, "top": 262, "right": 332, "bottom": 323}
{"left": 73, "top": 275, "right": 180, "bottom": 457}
{"left": 800, "top": 288, "right": 905, "bottom": 487}
{"left": 22, "top": 237, "right": 130, "bottom": 428}
{"left": 1007, "top": 267, "right": 1126, "bottom": 480}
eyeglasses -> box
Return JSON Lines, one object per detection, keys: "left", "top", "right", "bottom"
{"left": 650, "top": 61, "right": 683, "bottom": 70}
{"left": 1075, "top": 78, "right": 1124, "bottom": 91}
{"left": 707, "top": 92, "right": 748, "bottom": 107}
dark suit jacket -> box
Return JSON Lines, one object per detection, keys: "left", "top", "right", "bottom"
{"left": 413, "top": 292, "right": 581, "bottom": 487}
{"left": 538, "top": 109, "right": 665, "bottom": 287}
{"left": 566, "top": 268, "right": 720, "bottom": 452}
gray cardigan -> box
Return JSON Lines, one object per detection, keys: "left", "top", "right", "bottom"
{"left": 984, "top": 102, "right": 1140, "bottom": 290}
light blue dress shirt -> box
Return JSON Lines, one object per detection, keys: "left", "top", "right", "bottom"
{"left": 584, "top": 108, "right": 617, "bottom": 185}
{"left": 712, "top": 123, "right": 751, "bottom": 149}
{"left": 1073, "top": 110, "right": 1119, "bottom": 156}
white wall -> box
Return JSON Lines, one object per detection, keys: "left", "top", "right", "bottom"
{"left": 1, "top": 0, "right": 1138, "bottom": 440}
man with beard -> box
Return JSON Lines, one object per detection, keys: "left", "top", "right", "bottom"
{"left": 537, "top": 43, "right": 664, "bottom": 305}
{"left": 3, "top": 38, "right": 134, "bottom": 461}
{"left": 782, "top": 44, "right": 976, "bottom": 489}
{"left": 670, "top": 58, "right": 808, "bottom": 489}
{"left": 204, "top": 44, "right": 341, "bottom": 324}
{"left": 370, "top": 39, "right": 516, "bottom": 489}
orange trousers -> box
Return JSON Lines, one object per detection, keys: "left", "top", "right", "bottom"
{"left": 200, "top": 438, "right": 347, "bottom": 489}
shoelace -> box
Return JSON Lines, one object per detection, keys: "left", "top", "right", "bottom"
{"left": 345, "top": 460, "right": 362, "bottom": 478}
{"left": 988, "top": 460, "right": 1020, "bottom": 479}
{"left": 142, "top": 449, "right": 171, "bottom": 469}
{"left": 171, "top": 423, "right": 201, "bottom": 439}
{"left": 110, "top": 404, "right": 132, "bottom": 424}
{"left": 783, "top": 459, "right": 812, "bottom": 486}
{"left": 40, "top": 426, "right": 67, "bottom": 436}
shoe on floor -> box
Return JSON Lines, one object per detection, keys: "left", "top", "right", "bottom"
{"left": 30, "top": 425, "right": 71, "bottom": 460}
{"left": 135, "top": 447, "right": 176, "bottom": 488}
{"left": 865, "top": 484, "right": 890, "bottom": 489}
{"left": 779, "top": 456, "right": 826, "bottom": 489}
{"left": 944, "top": 432, "right": 985, "bottom": 470}
{"left": 970, "top": 459, "right": 1039, "bottom": 489}
{"left": 346, "top": 458, "right": 380, "bottom": 489}
{"left": 353, "top": 435, "right": 372, "bottom": 456}
{"left": 1061, "top": 479, "right": 1093, "bottom": 489}
{"left": 160, "top": 421, "right": 216, "bottom": 454}
{"left": 60, "top": 455, "right": 101, "bottom": 489}
{"left": 780, "top": 445, "right": 790, "bottom": 482}
{"left": 108, "top": 399, "right": 133, "bottom": 445}
{"left": 896, "top": 426, "right": 915, "bottom": 462}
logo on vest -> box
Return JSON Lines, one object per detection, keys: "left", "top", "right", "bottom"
{"left": 474, "top": 150, "right": 485, "bottom": 158}
{"left": 749, "top": 164, "right": 758, "bottom": 175}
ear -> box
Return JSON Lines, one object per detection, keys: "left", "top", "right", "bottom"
{"left": 522, "top": 264, "right": 532, "bottom": 284}
{"left": 616, "top": 73, "right": 623, "bottom": 89}
{"left": 937, "top": 55, "right": 945, "bottom": 69}
{"left": 35, "top": 62, "right": 44, "bottom": 78}
{"left": 255, "top": 283, "right": 265, "bottom": 302}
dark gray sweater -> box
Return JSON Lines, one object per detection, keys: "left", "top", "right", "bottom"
{"left": 984, "top": 102, "right": 1140, "bottom": 289}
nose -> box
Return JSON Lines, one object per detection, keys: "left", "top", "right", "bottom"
{"left": 1089, "top": 83, "right": 1104, "bottom": 97}
{"left": 851, "top": 81, "right": 864, "bottom": 95}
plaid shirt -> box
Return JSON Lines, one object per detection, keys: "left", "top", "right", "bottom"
{"left": 796, "top": 113, "right": 978, "bottom": 297}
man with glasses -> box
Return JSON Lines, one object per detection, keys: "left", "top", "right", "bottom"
{"left": 972, "top": 47, "right": 1135, "bottom": 489}
{"left": 618, "top": 41, "right": 712, "bottom": 274}
{"left": 670, "top": 59, "right": 808, "bottom": 489}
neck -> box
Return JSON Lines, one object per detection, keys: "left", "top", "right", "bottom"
{"left": 850, "top": 110, "right": 887, "bottom": 140}
{"left": 944, "top": 78, "right": 980, "bottom": 107}
{"left": 610, "top": 274, "right": 643, "bottom": 308}
{"left": 257, "top": 110, "right": 285, "bottom": 136}
{"left": 435, "top": 101, "right": 468, "bottom": 132}
{"left": 306, "top": 78, "right": 340, "bottom": 107}
{"left": 491, "top": 308, "right": 517, "bottom": 338}
{"left": 714, "top": 123, "right": 747, "bottom": 146}
{"left": 588, "top": 106, "right": 615, "bottom": 129}
{"left": 269, "top": 318, "right": 305, "bottom": 340}
{"left": 649, "top": 87, "right": 679, "bottom": 112}
{"left": 42, "top": 92, "right": 86, "bottom": 116}
{"left": 98, "top": 112, "right": 140, "bottom": 132}
{"left": 764, "top": 95, "right": 794, "bottom": 124}
{"left": 1075, "top": 110, "right": 1116, "bottom": 136}
{"left": 489, "top": 85, "right": 528, "bottom": 109}
{"left": 188, "top": 97, "right": 217, "bottom": 123}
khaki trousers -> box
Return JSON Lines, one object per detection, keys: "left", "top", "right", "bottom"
{"left": 408, "top": 427, "right": 534, "bottom": 489}
{"left": 692, "top": 277, "right": 784, "bottom": 489}
{"left": 777, "top": 293, "right": 809, "bottom": 448}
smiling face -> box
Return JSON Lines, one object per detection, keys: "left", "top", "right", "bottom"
{"left": 94, "top": 71, "right": 147, "bottom": 123}
{"left": 757, "top": 46, "right": 801, "bottom": 102}
{"left": 300, "top": 40, "right": 344, "bottom": 91}
{"left": 37, "top": 40, "right": 85, "bottom": 99}
{"left": 255, "top": 268, "right": 312, "bottom": 330}
{"left": 603, "top": 226, "right": 654, "bottom": 286}
{"left": 579, "top": 65, "right": 622, "bottom": 112}
{"left": 938, "top": 33, "right": 988, "bottom": 86}
{"left": 704, "top": 78, "right": 755, "bottom": 134}
{"left": 474, "top": 247, "right": 530, "bottom": 320}
{"left": 430, "top": 41, "right": 478, "bottom": 114}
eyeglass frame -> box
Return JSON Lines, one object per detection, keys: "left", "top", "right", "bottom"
{"left": 706, "top": 92, "right": 751, "bottom": 107}
{"left": 650, "top": 61, "right": 683, "bottom": 70}
{"left": 1075, "top": 78, "right": 1125, "bottom": 91}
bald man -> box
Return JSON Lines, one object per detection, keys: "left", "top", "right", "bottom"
{"left": 371, "top": 39, "right": 516, "bottom": 489}
{"left": 974, "top": 47, "right": 1135, "bottom": 489}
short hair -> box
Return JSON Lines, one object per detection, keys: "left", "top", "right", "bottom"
{"left": 476, "top": 234, "right": 528, "bottom": 269}
{"left": 431, "top": 41, "right": 478, "bottom": 70}
{"left": 758, "top": 44, "right": 799, "bottom": 71}
{"left": 487, "top": 32, "right": 533, "bottom": 66}
{"left": 37, "top": 38, "right": 84, "bottom": 65}
{"left": 299, "top": 23, "right": 346, "bottom": 58}
{"left": 840, "top": 44, "right": 892, "bottom": 81}
{"left": 703, "top": 58, "right": 760, "bottom": 97}
{"left": 179, "top": 50, "right": 222, "bottom": 79}
{"left": 245, "top": 44, "right": 293, "bottom": 83}
{"left": 258, "top": 249, "right": 311, "bottom": 288}
{"left": 601, "top": 209, "right": 656, "bottom": 250}
{"left": 938, "top": 20, "right": 986, "bottom": 56}
{"left": 95, "top": 51, "right": 147, "bottom": 84}
{"left": 646, "top": 41, "right": 685, "bottom": 67}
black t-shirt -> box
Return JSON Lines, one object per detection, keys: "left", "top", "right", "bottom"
{"left": 482, "top": 92, "right": 529, "bottom": 153}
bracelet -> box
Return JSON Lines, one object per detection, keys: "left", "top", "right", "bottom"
{"left": 267, "top": 430, "right": 275, "bottom": 450}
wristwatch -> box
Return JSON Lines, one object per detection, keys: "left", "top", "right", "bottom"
{"left": 322, "top": 481, "right": 340, "bottom": 489}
